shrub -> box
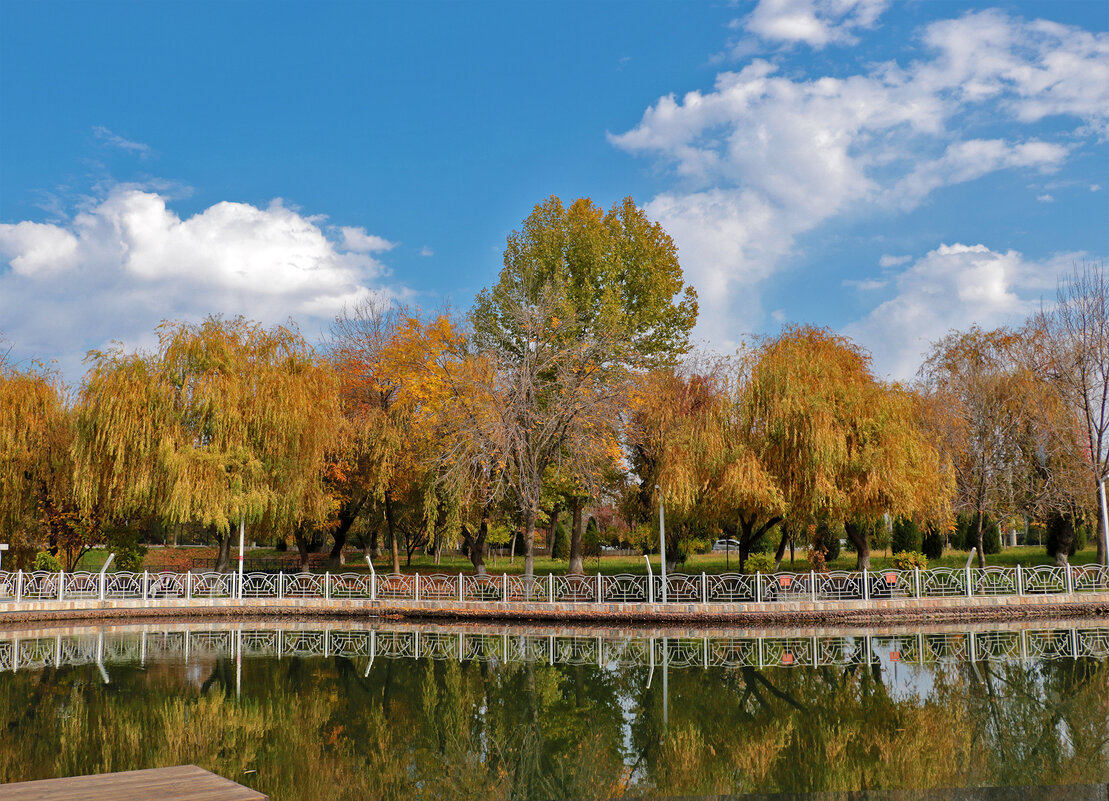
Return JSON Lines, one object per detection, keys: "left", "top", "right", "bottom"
{"left": 744, "top": 553, "right": 775, "bottom": 575}
{"left": 583, "top": 517, "right": 601, "bottom": 558}
{"left": 982, "top": 516, "right": 1001, "bottom": 555}
{"left": 550, "top": 522, "right": 570, "bottom": 560}
{"left": 33, "top": 551, "right": 62, "bottom": 572}
{"left": 1046, "top": 514, "right": 1079, "bottom": 559}
{"left": 811, "top": 519, "right": 842, "bottom": 562}
{"left": 957, "top": 512, "right": 1001, "bottom": 554}
{"left": 922, "top": 526, "right": 944, "bottom": 560}
{"left": 891, "top": 517, "right": 921, "bottom": 555}
{"left": 105, "top": 527, "right": 148, "bottom": 571}
{"left": 806, "top": 546, "right": 828, "bottom": 573}
{"left": 891, "top": 551, "right": 928, "bottom": 570}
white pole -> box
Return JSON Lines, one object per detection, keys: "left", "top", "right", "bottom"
{"left": 644, "top": 555, "right": 654, "bottom": 604}
{"left": 658, "top": 487, "right": 667, "bottom": 603}
{"left": 0, "top": 543, "right": 7, "bottom": 573}
{"left": 238, "top": 517, "right": 245, "bottom": 601}
{"left": 1099, "top": 478, "right": 1109, "bottom": 567}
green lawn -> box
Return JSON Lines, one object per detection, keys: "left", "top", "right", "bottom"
{"left": 72, "top": 543, "right": 1099, "bottom": 575}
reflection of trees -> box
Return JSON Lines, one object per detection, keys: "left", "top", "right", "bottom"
{"left": 0, "top": 643, "right": 1105, "bottom": 800}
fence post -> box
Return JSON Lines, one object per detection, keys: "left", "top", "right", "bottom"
{"left": 862, "top": 568, "right": 869, "bottom": 601}
{"left": 1066, "top": 563, "right": 1073, "bottom": 594}
{"left": 99, "top": 570, "right": 105, "bottom": 601}
{"left": 58, "top": 570, "right": 64, "bottom": 601}
{"left": 325, "top": 571, "right": 331, "bottom": 601}
{"left": 502, "top": 572, "right": 508, "bottom": 602}
{"left": 142, "top": 570, "right": 148, "bottom": 601}
{"left": 548, "top": 572, "right": 553, "bottom": 604}
{"left": 913, "top": 567, "right": 920, "bottom": 598}
{"left": 755, "top": 572, "right": 761, "bottom": 603}
{"left": 596, "top": 573, "right": 602, "bottom": 603}
{"left": 965, "top": 566, "right": 972, "bottom": 598}
{"left": 186, "top": 571, "right": 192, "bottom": 600}
{"left": 16, "top": 570, "right": 22, "bottom": 602}
{"left": 458, "top": 573, "right": 463, "bottom": 602}
{"left": 810, "top": 570, "right": 816, "bottom": 602}
{"left": 701, "top": 572, "right": 707, "bottom": 604}
{"left": 278, "top": 572, "right": 284, "bottom": 600}
{"left": 1015, "top": 564, "right": 1023, "bottom": 596}
{"left": 414, "top": 573, "right": 420, "bottom": 602}
{"left": 644, "top": 557, "right": 653, "bottom": 604}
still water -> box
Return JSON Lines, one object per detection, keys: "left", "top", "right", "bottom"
{"left": 0, "top": 619, "right": 1106, "bottom": 800}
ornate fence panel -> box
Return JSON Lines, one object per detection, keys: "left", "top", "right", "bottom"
{"left": 147, "top": 572, "right": 187, "bottom": 598}
{"left": 816, "top": 571, "right": 864, "bottom": 601}
{"left": 867, "top": 569, "right": 914, "bottom": 600}
{"left": 63, "top": 572, "right": 100, "bottom": 599}
{"left": 602, "top": 574, "right": 649, "bottom": 603}
{"left": 190, "top": 572, "right": 236, "bottom": 598}
{"left": 241, "top": 573, "right": 280, "bottom": 598}
{"left": 461, "top": 574, "right": 504, "bottom": 603}
{"left": 507, "top": 575, "right": 546, "bottom": 603}
{"left": 1073, "top": 564, "right": 1109, "bottom": 593}
{"left": 919, "top": 568, "right": 967, "bottom": 597}
{"left": 971, "top": 567, "right": 1017, "bottom": 597}
{"left": 705, "top": 573, "right": 756, "bottom": 603}
{"left": 759, "top": 571, "right": 813, "bottom": 602}
{"left": 1023, "top": 566, "right": 1067, "bottom": 595}
{"left": 663, "top": 574, "right": 703, "bottom": 603}
{"left": 104, "top": 572, "right": 144, "bottom": 599}
{"left": 329, "top": 573, "right": 372, "bottom": 600}
{"left": 551, "top": 574, "right": 597, "bottom": 603}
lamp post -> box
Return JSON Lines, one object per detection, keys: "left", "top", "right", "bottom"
{"left": 0, "top": 544, "right": 7, "bottom": 573}
{"left": 237, "top": 517, "right": 245, "bottom": 600}
{"left": 657, "top": 486, "right": 667, "bottom": 603}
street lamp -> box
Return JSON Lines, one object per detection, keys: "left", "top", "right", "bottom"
{"left": 656, "top": 485, "right": 667, "bottom": 603}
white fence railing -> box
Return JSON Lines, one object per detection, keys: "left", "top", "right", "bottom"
{"left": 0, "top": 563, "right": 1107, "bottom": 606}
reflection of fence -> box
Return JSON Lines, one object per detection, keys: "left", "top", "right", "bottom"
{"left": 1, "top": 624, "right": 1106, "bottom": 674}
{"left": 1, "top": 563, "right": 1107, "bottom": 604}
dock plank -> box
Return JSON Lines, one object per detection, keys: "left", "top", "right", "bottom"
{"left": 0, "top": 765, "right": 267, "bottom": 800}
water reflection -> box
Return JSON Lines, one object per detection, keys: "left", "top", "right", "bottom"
{"left": 0, "top": 619, "right": 1106, "bottom": 801}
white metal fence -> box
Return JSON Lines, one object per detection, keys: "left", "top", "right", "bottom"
{"left": 1, "top": 563, "right": 1107, "bottom": 605}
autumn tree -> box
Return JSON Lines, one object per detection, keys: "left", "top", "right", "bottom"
{"left": 462, "top": 195, "right": 698, "bottom": 577}
{"left": 0, "top": 359, "right": 75, "bottom": 566}
{"left": 747, "top": 327, "right": 950, "bottom": 569}
{"left": 73, "top": 317, "right": 340, "bottom": 571}
{"left": 920, "top": 327, "right": 1040, "bottom": 567}
{"left": 1031, "top": 262, "right": 1109, "bottom": 565}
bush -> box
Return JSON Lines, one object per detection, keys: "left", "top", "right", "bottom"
{"left": 550, "top": 522, "right": 570, "bottom": 560}
{"left": 33, "top": 551, "right": 62, "bottom": 572}
{"left": 956, "top": 512, "right": 1001, "bottom": 554}
{"left": 583, "top": 518, "right": 601, "bottom": 558}
{"left": 891, "top": 517, "right": 921, "bottom": 555}
{"left": 922, "top": 525, "right": 944, "bottom": 560}
{"left": 982, "top": 516, "right": 1001, "bottom": 555}
{"left": 105, "top": 527, "right": 148, "bottom": 571}
{"left": 811, "top": 519, "right": 842, "bottom": 563}
{"left": 744, "top": 553, "right": 775, "bottom": 575}
{"left": 1045, "top": 514, "right": 1080, "bottom": 559}
{"left": 891, "top": 551, "right": 928, "bottom": 570}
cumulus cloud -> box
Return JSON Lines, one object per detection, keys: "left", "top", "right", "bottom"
{"left": 611, "top": 10, "right": 1107, "bottom": 345}
{"left": 845, "top": 243, "right": 1073, "bottom": 380}
{"left": 0, "top": 186, "right": 398, "bottom": 381}
{"left": 742, "top": 0, "right": 890, "bottom": 48}
{"left": 879, "top": 254, "right": 911, "bottom": 268}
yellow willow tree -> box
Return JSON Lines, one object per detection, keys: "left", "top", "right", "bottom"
{"left": 745, "top": 326, "right": 951, "bottom": 569}
{"left": 73, "top": 317, "right": 340, "bottom": 571}
{"left": 0, "top": 358, "right": 74, "bottom": 565}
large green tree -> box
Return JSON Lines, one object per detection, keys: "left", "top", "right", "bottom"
{"left": 460, "top": 196, "right": 698, "bottom": 576}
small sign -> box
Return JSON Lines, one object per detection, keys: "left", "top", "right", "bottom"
{"left": 779, "top": 576, "right": 792, "bottom": 588}
{"left": 885, "top": 573, "right": 897, "bottom": 584}
{"left": 889, "top": 651, "right": 901, "bottom": 662}
{"left": 781, "top": 652, "right": 794, "bottom": 665}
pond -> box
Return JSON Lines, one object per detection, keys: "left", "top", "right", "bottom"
{"left": 0, "top": 619, "right": 1106, "bottom": 800}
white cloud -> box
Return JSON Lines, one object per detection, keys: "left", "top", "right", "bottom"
{"left": 419, "top": 246, "right": 435, "bottom": 257}
{"left": 0, "top": 187, "right": 400, "bottom": 381}
{"left": 611, "top": 10, "right": 1106, "bottom": 345}
{"left": 879, "top": 254, "right": 911, "bottom": 268}
{"left": 92, "top": 126, "right": 151, "bottom": 157}
{"left": 1037, "top": 193, "right": 1055, "bottom": 203}
{"left": 845, "top": 243, "right": 1073, "bottom": 380}
{"left": 742, "top": 0, "right": 890, "bottom": 48}
{"left": 844, "top": 278, "right": 887, "bottom": 290}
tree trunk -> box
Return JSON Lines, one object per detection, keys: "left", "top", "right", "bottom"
{"left": 548, "top": 504, "right": 559, "bottom": 557}
{"left": 384, "top": 490, "right": 400, "bottom": 574}
{"left": 293, "top": 528, "right": 311, "bottom": 572}
{"left": 738, "top": 515, "right": 783, "bottom": 573}
{"left": 524, "top": 506, "right": 536, "bottom": 578}
{"left": 772, "top": 526, "right": 790, "bottom": 572}
{"left": 461, "top": 520, "right": 489, "bottom": 576}
{"left": 975, "top": 508, "right": 986, "bottom": 568}
{"left": 215, "top": 528, "right": 232, "bottom": 572}
{"left": 1097, "top": 481, "right": 1108, "bottom": 567}
{"left": 845, "top": 520, "right": 871, "bottom": 570}
{"left": 568, "top": 497, "right": 585, "bottom": 575}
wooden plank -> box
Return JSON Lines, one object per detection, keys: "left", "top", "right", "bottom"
{"left": 0, "top": 765, "right": 267, "bottom": 801}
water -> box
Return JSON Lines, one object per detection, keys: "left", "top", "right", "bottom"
{"left": 0, "top": 619, "right": 1106, "bottom": 800}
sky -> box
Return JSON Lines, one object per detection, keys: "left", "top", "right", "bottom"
{"left": 1, "top": 0, "right": 1107, "bottom": 383}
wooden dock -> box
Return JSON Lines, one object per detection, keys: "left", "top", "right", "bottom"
{"left": 0, "top": 765, "right": 267, "bottom": 800}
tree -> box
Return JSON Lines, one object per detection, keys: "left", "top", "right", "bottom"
{"left": 920, "top": 327, "right": 1038, "bottom": 567}
{"left": 73, "top": 317, "right": 340, "bottom": 570}
{"left": 1031, "top": 262, "right": 1109, "bottom": 565}
{"left": 0, "top": 359, "right": 74, "bottom": 566}
{"left": 461, "top": 195, "right": 698, "bottom": 577}
{"left": 747, "top": 327, "right": 951, "bottom": 569}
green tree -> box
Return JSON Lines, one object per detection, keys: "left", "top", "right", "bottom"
{"left": 463, "top": 195, "right": 698, "bottom": 576}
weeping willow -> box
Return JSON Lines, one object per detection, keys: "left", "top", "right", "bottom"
{"left": 73, "top": 317, "right": 340, "bottom": 541}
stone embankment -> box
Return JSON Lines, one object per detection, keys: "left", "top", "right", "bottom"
{"left": 2, "top": 592, "right": 1108, "bottom": 627}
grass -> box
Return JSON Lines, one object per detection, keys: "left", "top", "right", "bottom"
{"left": 72, "top": 543, "right": 1101, "bottom": 575}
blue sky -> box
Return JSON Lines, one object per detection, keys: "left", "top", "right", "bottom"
{"left": 1, "top": 0, "right": 1106, "bottom": 382}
